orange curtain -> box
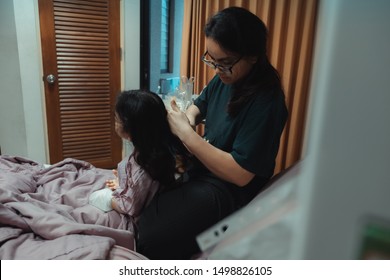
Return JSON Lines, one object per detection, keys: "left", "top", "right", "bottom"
{"left": 180, "top": 0, "right": 318, "bottom": 174}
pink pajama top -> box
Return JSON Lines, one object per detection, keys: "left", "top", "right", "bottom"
{"left": 111, "top": 152, "right": 159, "bottom": 220}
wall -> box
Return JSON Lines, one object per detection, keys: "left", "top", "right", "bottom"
{"left": 293, "top": 0, "right": 390, "bottom": 259}
{"left": 123, "top": 0, "right": 141, "bottom": 90}
{"left": 0, "top": 0, "right": 28, "bottom": 157}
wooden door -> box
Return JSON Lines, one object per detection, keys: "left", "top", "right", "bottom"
{"left": 38, "top": 0, "right": 122, "bottom": 168}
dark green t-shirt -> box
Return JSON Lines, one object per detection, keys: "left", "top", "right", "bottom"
{"left": 192, "top": 75, "right": 288, "bottom": 203}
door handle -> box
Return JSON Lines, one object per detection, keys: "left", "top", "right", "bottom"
{"left": 46, "top": 74, "right": 56, "bottom": 84}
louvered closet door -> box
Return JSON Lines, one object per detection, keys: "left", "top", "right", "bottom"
{"left": 38, "top": 0, "right": 121, "bottom": 168}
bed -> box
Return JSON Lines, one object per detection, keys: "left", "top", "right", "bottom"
{"left": 0, "top": 155, "right": 147, "bottom": 260}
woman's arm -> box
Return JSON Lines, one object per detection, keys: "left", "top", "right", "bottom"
{"left": 185, "top": 104, "right": 203, "bottom": 129}
{"left": 168, "top": 100, "right": 255, "bottom": 186}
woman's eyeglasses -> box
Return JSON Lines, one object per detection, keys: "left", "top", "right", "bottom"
{"left": 201, "top": 51, "right": 242, "bottom": 74}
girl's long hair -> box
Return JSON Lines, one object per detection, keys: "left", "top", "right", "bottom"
{"left": 115, "top": 90, "right": 188, "bottom": 188}
{"left": 205, "top": 7, "right": 282, "bottom": 116}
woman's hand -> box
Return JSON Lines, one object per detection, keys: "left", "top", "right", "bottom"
{"left": 167, "top": 98, "right": 194, "bottom": 141}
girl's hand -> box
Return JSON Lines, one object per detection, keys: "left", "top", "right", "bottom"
{"left": 106, "top": 169, "right": 119, "bottom": 190}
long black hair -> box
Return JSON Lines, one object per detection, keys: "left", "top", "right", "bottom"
{"left": 115, "top": 90, "right": 188, "bottom": 188}
{"left": 204, "top": 7, "right": 282, "bottom": 116}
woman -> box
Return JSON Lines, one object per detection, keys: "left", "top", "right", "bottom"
{"left": 137, "top": 7, "right": 288, "bottom": 259}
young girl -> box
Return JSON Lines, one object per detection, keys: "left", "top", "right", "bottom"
{"left": 89, "top": 90, "right": 188, "bottom": 218}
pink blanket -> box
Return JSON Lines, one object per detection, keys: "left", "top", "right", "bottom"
{"left": 0, "top": 155, "right": 138, "bottom": 259}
